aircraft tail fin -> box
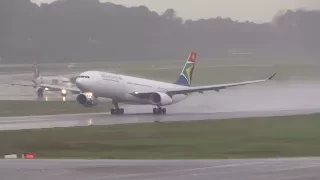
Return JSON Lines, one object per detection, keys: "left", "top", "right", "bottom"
{"left": 174, "top": 52, "right": 197, "bottom": 86}
{"left": 33, "top": 60, "right": 40, "bottom": 78}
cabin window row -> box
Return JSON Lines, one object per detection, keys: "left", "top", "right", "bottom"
{"left": 77, "top": 76, "right": 90, "bottom": 78}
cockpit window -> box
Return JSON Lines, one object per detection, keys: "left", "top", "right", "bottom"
{"left": 77, "top": 76, "right": 90, "bottom": 79}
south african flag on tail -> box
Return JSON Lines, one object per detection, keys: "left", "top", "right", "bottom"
{"left": 174, "top": 52, "right": 197, "bottom": 86}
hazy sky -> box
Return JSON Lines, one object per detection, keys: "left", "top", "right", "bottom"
{"left": 31, "top": 0, "right": 320, "bottom": 22}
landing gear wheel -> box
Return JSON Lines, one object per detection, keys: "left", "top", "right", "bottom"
{"left": 153, "top": 107, "right": 166, "bottom": 115}
{"left": 37, "top": 93, "right": 43, "bottom": 100}
{"left": 111, "top": 108, "right": 124, "bottom": 115}
{"left": 110, "top": 100, "right": 124, "bottom": 115}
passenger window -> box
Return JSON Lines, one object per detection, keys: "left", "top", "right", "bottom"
{"left": 77, "top": 76, "right": 90, "bottom": 78}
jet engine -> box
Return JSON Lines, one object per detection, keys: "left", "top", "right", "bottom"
{"left": 76, "top": 92, "right": 98, "bottom": 107}
{"left": 149, "top": 92, "right": 173, "bottom": 106}
{"left": 36, "top": 87, "right": 44, "bottom": 99}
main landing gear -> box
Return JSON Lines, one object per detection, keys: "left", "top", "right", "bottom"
{"left": 153, "top": 107, "right": 166, "bottom": 115}
{"left": 111, "top": 108, "right": 124, "bottom": 115}
{"left": 37, "top": 92, "right": 43, "bottom": 100}
{"left": 110, "top": 100, "right": 124, "bottom": 115}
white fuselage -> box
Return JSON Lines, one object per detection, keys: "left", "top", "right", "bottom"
{"left": 76, "top": 71, "right": 188, "bottom": 106}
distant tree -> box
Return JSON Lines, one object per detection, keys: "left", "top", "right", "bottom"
{"left": 1, "top": 0, "right": 320, "bottom": 63}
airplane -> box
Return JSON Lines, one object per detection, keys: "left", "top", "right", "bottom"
{"left": 7, "top": 61, "right": 80, "bottom": 99}
{"left": 71, "top": 52, "right": 276, "bottom": 115}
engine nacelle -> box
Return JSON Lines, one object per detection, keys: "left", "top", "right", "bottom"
{"left": 36, "top": 87, "right": 44, "bottom": 94}
{"left": 76, "top": 93, "right": 98, "bottom": 107}
{"left": 35, "top": 87, "right": 44, "bottom": 99}
{"left": 149, "top": 92, "right": 173, "bottom": 106}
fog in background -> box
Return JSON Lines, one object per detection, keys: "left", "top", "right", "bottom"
{"left": 33, "top": 0, "right": 320, "bottom": 22}
{"left": 1, "top": 0, "right": 320, "bottom": 63}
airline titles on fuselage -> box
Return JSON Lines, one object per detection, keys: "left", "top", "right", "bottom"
{"left": 100, "top": 72, "right": 123, "bottom": 82}
{"left": 100, "top": 72, "right": 153, "bottom": 88}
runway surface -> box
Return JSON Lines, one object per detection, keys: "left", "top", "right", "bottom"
{"left": 0, "top": 108, "right": 319, "bottom": 131}
{"left": 2, "top": 158, "right": 320, "bottom": 180}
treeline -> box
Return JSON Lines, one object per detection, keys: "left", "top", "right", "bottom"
{"left": 1, "top": 0, "right": 320, "bottom": 63}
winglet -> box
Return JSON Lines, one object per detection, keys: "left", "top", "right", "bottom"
{"left": 267, "top": 73, "right": 276, "bottom": 80}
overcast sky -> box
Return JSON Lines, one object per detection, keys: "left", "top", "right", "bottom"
{"left": 31, "top": 0, "right": 320, "bottom": 22}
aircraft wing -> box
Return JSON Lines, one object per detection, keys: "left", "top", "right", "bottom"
{"left": 2, "top": 82, "right": 81, "bottom": 94}
{"left": 38, "top": 83, "right": 81, "bottom": 94}
{"left": 5, "top": 83, "right": 36, "bottom": 88}
{"left": 130, "top": 73, "right": 276, "bottom": 98}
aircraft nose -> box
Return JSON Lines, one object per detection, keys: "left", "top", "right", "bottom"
{"left": 75, "top": 76, "right": 84, "bottom": 89}
{"left": 75, "top": 73, "right": 93, "bottom": 91}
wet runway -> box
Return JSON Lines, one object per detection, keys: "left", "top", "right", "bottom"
{"left": 0, "top": 108, "right": 319, "bottom": 131}
{"left": 2, "top": 158, "right": 320, "bottom": 180}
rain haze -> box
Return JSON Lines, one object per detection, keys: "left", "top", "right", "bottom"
{"left": 0, "top": 0, "right": 320, "bottom": 180}
{"left": 3, "top": 1, "right": 320, "bottom": 179}
{"left": 2, "top": 0, "right": 320, "bottom": 63}
{"left": 32, "top": 0, "right": 320, "bottom": 22}
{"left": 2, "top": 0, "right": 320, "bottom": 115}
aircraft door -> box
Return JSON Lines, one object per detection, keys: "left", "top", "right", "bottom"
{"left": 113, "top": 78, "right": 125, "bottom": 100}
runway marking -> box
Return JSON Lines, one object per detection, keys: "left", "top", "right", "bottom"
{"left": 0, "top": 108, "right": 317, "bottom": 125}
{"left": 2, "top": 158, "right": 320, "bottom": 180}
{"left": 0, "top": 118, "right": 63, "bottom": 123}
{"left": 0, "top": 113, "right": 110, "bottom": 124}
{"left": 268, "top": 164, "right": 320, "bottom": 172}
{"left": 106, "top": 162, "right": 265, "bottom": 179}
{"left": 121, "top": 161, "right": 320, "bottom": 180}
{"left": 0, "top": 108, "right": 319, "bottom": 131}
{"left": 0, "top": 112, "right": 108, "bottom": 119}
